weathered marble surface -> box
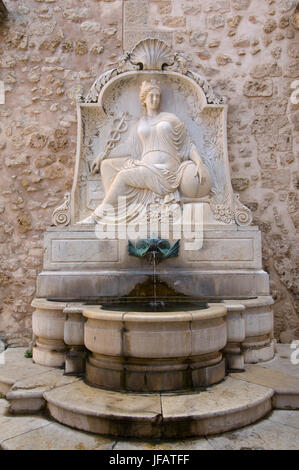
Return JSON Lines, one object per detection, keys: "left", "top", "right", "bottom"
{"left": 42, "top": 225, "right": 262, "bottom": 271}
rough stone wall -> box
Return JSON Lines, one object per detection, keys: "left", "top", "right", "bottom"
{"left": 0, "top": 0, "right": 298, "bottom": 346}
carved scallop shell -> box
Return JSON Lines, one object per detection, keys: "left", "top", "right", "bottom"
{"left": 130, "top": 38, "right": 175, "bottom": 70}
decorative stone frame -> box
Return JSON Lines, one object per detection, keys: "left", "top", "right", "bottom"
{"left": 52, "top": 38, "right": 252, "bottom": 228}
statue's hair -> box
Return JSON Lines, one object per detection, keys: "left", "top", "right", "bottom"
{"left": 139, "top": 80, "right": 161, "bottom": 113}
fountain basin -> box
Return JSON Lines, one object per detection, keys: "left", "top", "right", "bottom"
{"left": 83, "top": 303, "right": 227, "bottom": 392}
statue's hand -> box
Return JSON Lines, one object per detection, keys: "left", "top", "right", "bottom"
{"left": 91, "top": 153, "right": 104, "bottom": 174}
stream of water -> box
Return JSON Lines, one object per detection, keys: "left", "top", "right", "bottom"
{"left": 150, "top": 250, "right": 167, "bottom": 311}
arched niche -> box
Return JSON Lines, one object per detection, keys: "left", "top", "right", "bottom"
{"left": 52, "top": 38, "right": 252, "bottom": 227}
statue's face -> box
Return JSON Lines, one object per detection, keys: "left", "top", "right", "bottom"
{"left": 145, "top": 89, "right": 160, "bottom": 112}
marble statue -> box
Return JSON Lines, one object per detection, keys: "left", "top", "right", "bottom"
{"left": 80, "top": 80, "right": 212, "bottom": 224}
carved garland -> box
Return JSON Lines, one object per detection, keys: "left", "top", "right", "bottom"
{"left": 210, "top": 200, "right": 234, "bottom": 225}
{"left": 210, "top": 193, "right": 253, "bottom": 226}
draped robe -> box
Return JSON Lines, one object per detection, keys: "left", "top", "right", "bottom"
{"left": 92, "top": 112, "right": 197, "bottom": 224}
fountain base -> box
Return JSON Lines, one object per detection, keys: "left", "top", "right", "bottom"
{"left": 86, "top": 356, "right": 225, "bottom": 392}
{"left": 83, "top": 303, "right": 227, "bottom": 392}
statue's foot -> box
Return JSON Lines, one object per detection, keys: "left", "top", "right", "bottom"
{"left": 77, "top": 215, "right": 96, "bottom": 225}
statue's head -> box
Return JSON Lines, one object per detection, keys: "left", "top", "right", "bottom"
{"left": 140, "top": 80, "right": 161, "bottom": 114}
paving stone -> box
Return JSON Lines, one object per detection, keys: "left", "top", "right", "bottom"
{"left": 0, "top": 413, "right": 50, "bottom": 447}
{"left": 207, "top": 418, "right": 299, "bottom": 450}
{"left": 0, "top": 347, "right": 50, "bottom": 394}
{"left": 268, "top": 410, "right": 299, "bottom": 429}
{"left": 113, "top": 438, "right": 214, "bottom": 450}
{"left": 259, "top": 344, "right": 299, "bottom": 378}
{"left": 231, "top": 364, "right": 299, "bottom": 393}
{"left": 1, "top": 422, "right": 115, "bottom": 450}
{"left": 11, "top": 369, "right": 80, "bottom": 393}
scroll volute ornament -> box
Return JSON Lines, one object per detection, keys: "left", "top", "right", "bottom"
{"left": 52, "top": 193, "right": 71, "bottom": 227}
{"left": 233, "top": 194, "right": 253, "bottom": 226}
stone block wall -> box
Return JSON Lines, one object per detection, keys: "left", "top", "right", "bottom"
{"left": 0, "top": 0, "right": 298, "bottom": 346}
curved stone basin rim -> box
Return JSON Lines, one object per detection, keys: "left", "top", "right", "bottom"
{"left": 82, "top": 304, "right": 227, "bottom": 321}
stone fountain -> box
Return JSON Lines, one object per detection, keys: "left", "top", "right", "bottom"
{"left": 30, "top": 39, "right": 274, "bottom": 438}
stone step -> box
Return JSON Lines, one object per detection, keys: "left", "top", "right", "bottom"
{"left": 0, "top": 347, "right": 50, "bottom": 396}
{"left": 1, "top": 396, "right": 299, "bottom": 450}
{"left": 6, "top": 370, "right": 81, "bottom": 414}
{"left": 0, "top": 347, "right": 81, "bottom": 414}
{"left": 44, "top": 376, "right": 274, "bottom": 439}
{"left": 1, "top": 345, "right": 299, "bottom": 439}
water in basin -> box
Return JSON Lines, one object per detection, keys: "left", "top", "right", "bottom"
{"left": 99, "top": 300, "right": 208, "bottom": 312}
